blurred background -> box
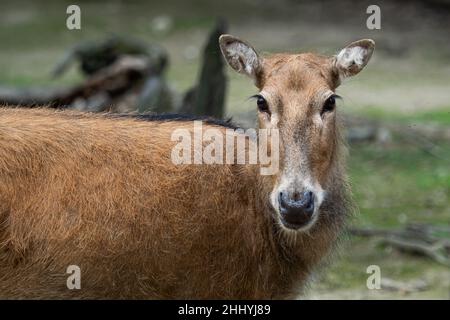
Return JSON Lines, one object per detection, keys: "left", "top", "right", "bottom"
{"left": 0, "top": 0, "right": 449, "bottom": 299}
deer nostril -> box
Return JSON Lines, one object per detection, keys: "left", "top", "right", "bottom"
{"left": 279, "top": 191, "right": 314, "bottom": 209}
{"left": 278, "top": 191, "right": 288, "bottom": 209}
{"left": 303, "top": 191, "right": 315, "bottom": 213}
{"left": 278, "top": 190, "right": 316, "bottom": 229}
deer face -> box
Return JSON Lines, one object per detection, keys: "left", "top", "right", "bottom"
{"left": 220, "top": 35, "right": 374, "bottom": 231}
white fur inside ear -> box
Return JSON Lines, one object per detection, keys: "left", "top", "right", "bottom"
{"left": 224, "top": 42, "right": 259, "bottom": 77}
{"left": 336, "top": 46, "right": 368, "bottom": 70}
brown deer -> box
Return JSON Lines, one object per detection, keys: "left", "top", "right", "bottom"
{"left": 0, "top": 35, "right": 374, "bottom": 299}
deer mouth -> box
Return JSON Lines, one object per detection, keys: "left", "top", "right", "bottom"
{"left": 279, "top": 210, "right": 318, "bottom": 231}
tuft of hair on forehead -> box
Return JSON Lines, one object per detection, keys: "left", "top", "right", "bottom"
{"left": 260, "top": 53, "right": 337, "bottom": 90}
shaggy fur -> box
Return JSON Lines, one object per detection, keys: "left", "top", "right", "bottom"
{"left": 0, "top": 107, "right": 350, "bottom": 299}
{"left": 0, "top": 37, "right": 374, "bottom": 298}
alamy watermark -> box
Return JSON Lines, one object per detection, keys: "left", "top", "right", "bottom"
{"left": 66, "top": 5, "right": 81, "bottom": 30}
{"left": 170, "top": 121, "right": 279, "bottom": 175}
{"left": 366, "top": 265, "right": 381, "bottom": 290}
{"left": 66, "top": 265, "right": 81, "bottom": 290}
{"left": 366, "top": 5, "right": 381, "bottom": 30}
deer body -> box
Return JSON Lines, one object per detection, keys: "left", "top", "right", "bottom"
{"left": 0, "top": 108, "right": 334, "bottom": 299}
{"left": 0, "top": 36, "right": 374, "bottom": 299}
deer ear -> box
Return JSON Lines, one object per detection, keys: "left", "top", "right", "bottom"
{"left": 219, "top": 34, "right": 262, "bottom": 81}
{"left": 334, "top": 39, "right": 375, "bottom": 79}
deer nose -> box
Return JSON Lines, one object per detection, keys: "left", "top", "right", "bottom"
{"left": 278, "top": 191, "right": 315, "bottom": 229}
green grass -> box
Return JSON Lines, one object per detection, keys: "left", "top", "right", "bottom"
{"left": 349, "top": 142, "right": 450, "bottom": 227}
{"left": 309, "top": 130, "right": 450, "bottom": 299}
{"left": 313, "top": 238, "right": 450, "bottom": 299}
{"left": 352, "top": 107, "right": 450, "bottom": 126}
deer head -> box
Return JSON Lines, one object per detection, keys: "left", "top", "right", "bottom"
{"left": 220, "top": 35, "right": 374, "bottom": 231}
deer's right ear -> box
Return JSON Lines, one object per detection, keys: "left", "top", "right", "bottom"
{"left": 219, "top": 34, "right": 262, "bottom": 82}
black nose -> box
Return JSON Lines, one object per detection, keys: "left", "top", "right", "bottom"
{"left": 278, "top": 191, "right": 315, "bottom": 229}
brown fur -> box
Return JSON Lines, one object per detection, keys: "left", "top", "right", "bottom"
{"left": 0, "top": 42, "right": 366, "bottom": 298}
{"left": 0, "top": 107, "right": 350, "bottom": 299}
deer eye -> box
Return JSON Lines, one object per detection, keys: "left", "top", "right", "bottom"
{"left": 256, "top": 95, "right": 270, "bottom": 114}
{"left": 321, "top": 95, "right": 336, "bottom": 115}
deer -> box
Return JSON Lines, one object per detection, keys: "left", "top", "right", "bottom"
{"left": 0, "top": 35, "right": 374, "bottom": 299}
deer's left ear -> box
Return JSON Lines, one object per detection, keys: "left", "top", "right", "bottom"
{"left": 334, "top": 39, "right": 375, "bottom": 80}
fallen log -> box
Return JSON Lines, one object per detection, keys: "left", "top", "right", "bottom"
{"left": 51, "top": 35, "right": 168, "bottom": 78}
{"left": 0, "top": 36, "right": 174, "bottom": 113}
{"left": 349, "top": 224, "right": 450, "bottom": 267}
{"left": 0, "top": 55, "right": 167, "bottom": 112}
